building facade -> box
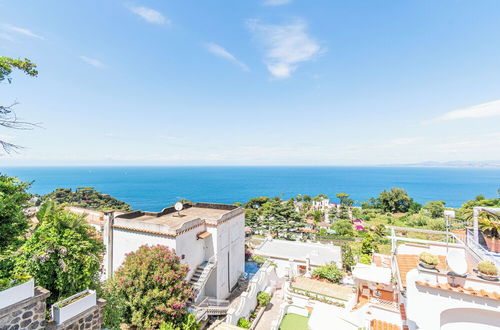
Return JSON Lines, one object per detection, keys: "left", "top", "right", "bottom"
{"left": 103, "top": 203, "right": 245, "bottom": 301}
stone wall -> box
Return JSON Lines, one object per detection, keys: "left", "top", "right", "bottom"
{"left": 0, "top": 286, "right": 50, "bottom": 330}
{"left": 46, "top": 298, "right": 106, "bottom": 330}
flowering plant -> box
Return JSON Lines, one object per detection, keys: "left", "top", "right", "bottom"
{"left": 105, "top": 245, "right": 194, "bottom": 329}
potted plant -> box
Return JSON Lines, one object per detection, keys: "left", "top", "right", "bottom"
{"left": 477, "top": 261, "right": 499, "bottom": 281}
{"left": 51, "top": 289, "right": 96, "bottom": 324}
{"left": 419, "top": 252, "right": 439, "bottom": 269}
{"left": 479, "top": 217, "right": 500, "bottom": 253}
{"left": 0, "top": 275, "right": 34, "bottom": 310}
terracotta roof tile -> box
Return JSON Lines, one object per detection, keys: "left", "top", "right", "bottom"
{"left": 395, "top": 254, "right": 446, "bottom": 287}
{"left": 370, "top": 319, "right": 401, "bottom": 330}
{"left": 415, "top": 281, "right": 500, "bottom": 300}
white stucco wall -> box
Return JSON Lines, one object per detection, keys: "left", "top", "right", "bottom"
{"left": 211, "top": 213, "right": 245, "bottom": 299}
{"left": 405, "top": 269, "right": 500, "bottom": 330}
{"left": 112, "top": 228, "right": 176, "bottom": 272}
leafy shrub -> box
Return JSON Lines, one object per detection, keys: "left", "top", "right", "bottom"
{"left": 341, "top": 244, "right": 355, "bottom": 271}
{"left": 360, "top": 234, "right": 378, "bottom": 256}
{"left": 257, "top": 291, "right": 271, "bottom": 307}
{"left": 237, "top": 318, "right": 251, "bottom": 328}
{"left": 359, "top": 254, "right": 371, "bottom": 265}
{"left": 251, "top": 255, "right": 267, "bottom": 264}
{"left": 312, "top": 264, "right": 343, "bottom": 283}
{"left": 14, "top": 204, "right": 104, "bottom": 304}
{"left": 427, "top": 218, "right": 446, "bottom": 231}
{"left": 419, "top": 252, "right": 439, "bottom": 266}
{"left": 331, "top": 220, "right": 354, "bottom": 237}
{"left": 0, "top": 274, "right": 31, "bottom": 291}
{"left": 406, "top": 214, "right": 430, "bottom": 227}
{"left": 103, "top": 245, "right": 193, "bottom": 329}
{"left": 159, "top": 314, "right": 200, "bottom": 330}
{"left": 478, "top": 261, "right": 498, "bottom": 276}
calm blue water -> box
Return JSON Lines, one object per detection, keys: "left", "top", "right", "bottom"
{"left": 1, "top": 166, "right": 499, "bottom": 211}
{"left": 244, "top": 261, "right": 261, "bottom": 275}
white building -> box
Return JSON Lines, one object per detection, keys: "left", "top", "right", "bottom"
{"left": 253, "top": 238, "right": 342, "bottom": 277}
{"left": 103, "top": 202, "right": 245, "bottom": 301}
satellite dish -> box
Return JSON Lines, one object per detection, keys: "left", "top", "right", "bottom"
{"left": 175, "top": 202, "right": 183, "bottom": 212}
{"left": 447, "top": 250, "right": 467, "bottom": 276}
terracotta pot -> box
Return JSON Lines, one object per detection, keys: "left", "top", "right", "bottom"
{"left": 478, "top": 272, "right": 499, "bottom": 282}
{"left": 419, "top": 262, "right": 436, "bottom": 270}
{"left": 483, "top": 235, "right": 500, "bottom": 253}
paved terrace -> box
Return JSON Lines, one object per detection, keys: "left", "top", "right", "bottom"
{"left": 254, "top": 239, "right": 341, "bottom": 266}
{"left": 114, "top": 203, "right": 243, "bottom": 236}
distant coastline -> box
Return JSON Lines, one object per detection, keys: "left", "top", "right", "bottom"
{"left": 382, "top": 160, "right": 500, "bottom": 168}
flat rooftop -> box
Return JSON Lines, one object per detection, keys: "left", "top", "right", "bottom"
{"left": 254, "top": 238, "right": 341, "bottom": 266}
{"left": 114, "top": 203, "right": 242, "bottom": 234}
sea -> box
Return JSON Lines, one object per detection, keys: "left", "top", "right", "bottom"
{"left": 2, "top": 166, "right": 500, "bottom": 211}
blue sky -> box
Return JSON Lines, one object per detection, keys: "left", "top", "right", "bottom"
{"left": 1, "top": 0, "right": 499, "bottom": 166}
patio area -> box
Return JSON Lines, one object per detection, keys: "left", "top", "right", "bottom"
{"left": 291, "top": 276, "right": 353, "bottom": 301}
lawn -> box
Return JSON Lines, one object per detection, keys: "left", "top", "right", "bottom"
{"left": 279, "top": 313, "right": 309, "bottom": 330}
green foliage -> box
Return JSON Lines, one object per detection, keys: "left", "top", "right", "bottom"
{"left": 0, "top": 57, "right": 38, "bottom": 83}
{"left": 478, "top": 261, "right": 498, "bottom": 276}
{"left": 405, "top": 214, "right": 432, "bottom": 227}
{"left": 251, "top": 255, "right": 267, "bottom": 265}
{"left": 312, "top": 263, "right": 343, "bottom": 283}
{"left": 159, "top": 314, "right": 200, "bottom": 330}
{"left": 245, "top": 208, "right": 259, "bottom": 227}
{"left": 307, "top": 210, "right": 324, "bottom": 223}
{"left": 237, "top": 318, "right": 251, "bottom": 328}
{"left": 103, "top": 245, "right": 193, "bottom": 329}
{"left": 360, "top": 234, "right": 378, "bottom": 256}
{"left": 331, "top": 220, "right": 354, "bottom": 237}
{"left": 377, "top": 188, "right": 413, "bottom": 213}
{"left": 259, "top": 199, "right": 303, "bottom": 235}
{"left": 244, "top": 196, "right": 270, "bottom": 210}
{"left": 359, "top": 254, "right": 371, "bottom": 264}
{"left": 42, "top": 187, "right": 131, "bottom": 211}
{"left": 257, "top": 291, "right": 271, "bottom": 307}
{"left": 419, "top": 252, "right": 439, "bottom": 266}
{"left": 0, "top": 175, "right": 31, "bottom": 257}
{"left": 341, "top": 244, "right": 355, "bottom": 271}
{"left": 0, "top": 274, "right": 31, "bottom": 291}
{"left": 14, "top": 204, "right": 104, "bottom": 304}
{"left": 423, "top": 201, "right": 446, "bottom": 218}
{"left": 427, "top": 218, "right": 446, "bottom": 231}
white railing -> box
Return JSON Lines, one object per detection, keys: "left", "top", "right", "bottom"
{"left": 226, "top": 261, "right": 276, "bottom": 325}
{"left": 465, "top": 228, "right": 500, "bottom": 269}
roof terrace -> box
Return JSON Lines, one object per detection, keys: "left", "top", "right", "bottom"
{"left": 114, "top": 203, "right": 242, "bottom": 236}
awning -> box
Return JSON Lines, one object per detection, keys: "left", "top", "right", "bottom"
{"left": 197, "top": 231, "right": 211, "bottom": 239}
{"left": 352, "top": 263, "right": 392, "bottom": 285}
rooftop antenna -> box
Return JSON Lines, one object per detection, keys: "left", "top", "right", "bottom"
{"left": 174, "top": 202, "right": 183, "bottom": 217}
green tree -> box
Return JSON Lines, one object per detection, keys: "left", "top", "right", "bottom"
{"left": 103, "top": 245, "right": 193, "bottom": 329}
{"left": 159, "top": 314, "right": 200, "bottom": 330}
{"left": 0, "top": 175, "right": 31, "bottom": 278}
{"left": 302, "top": 195, "right": 311, "bottom": 202}
{"left": 245, "top": 208, "right": 260, "bottom": 227}
{"left": 423, "top": 201, "right": 446, "bottom": 218}
{"left": 377, "top": 188, "right": 413, "bottom": 213}
{"left": 312, "top": 263, "right": 343, "bottom": 283}
{"left": 15, "top": 204, "right": 104, "bottom": 304}
{"left": 336, "top": 193, "right": 350, "bottom": 204}
{"left": 244, "top": 196, "right": 270, "bottom": 210}
{"left": 0, "top": 57, "right": 38, "bottom": 152}
{"left": 341, "top": 244, "right": 355, "bottom": 271}
{"left": 331, "top": 220, "right": 354, "bottom": 237}
{"left": 307, "top": 210, "right": 324, "bottom": 223}
{"left": 42, "top": 187, "right": 131, "bottom": 211}
{"left": 260, "top": 200, "right": 303, "bottom": 235}
{"left": 360, "top": 234, "right": 378, "bottom": 256}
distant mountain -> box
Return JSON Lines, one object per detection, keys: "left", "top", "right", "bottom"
{"left": 391, "top": 161, "right": 500, "bottom": 168}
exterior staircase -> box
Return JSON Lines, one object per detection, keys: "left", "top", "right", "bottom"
{"left": 189, "top": 257, "right": 217, "bottom": 303}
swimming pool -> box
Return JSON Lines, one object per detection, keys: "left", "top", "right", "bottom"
{"left": 244, "top": 261, "right": 261, "bottom": 280}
